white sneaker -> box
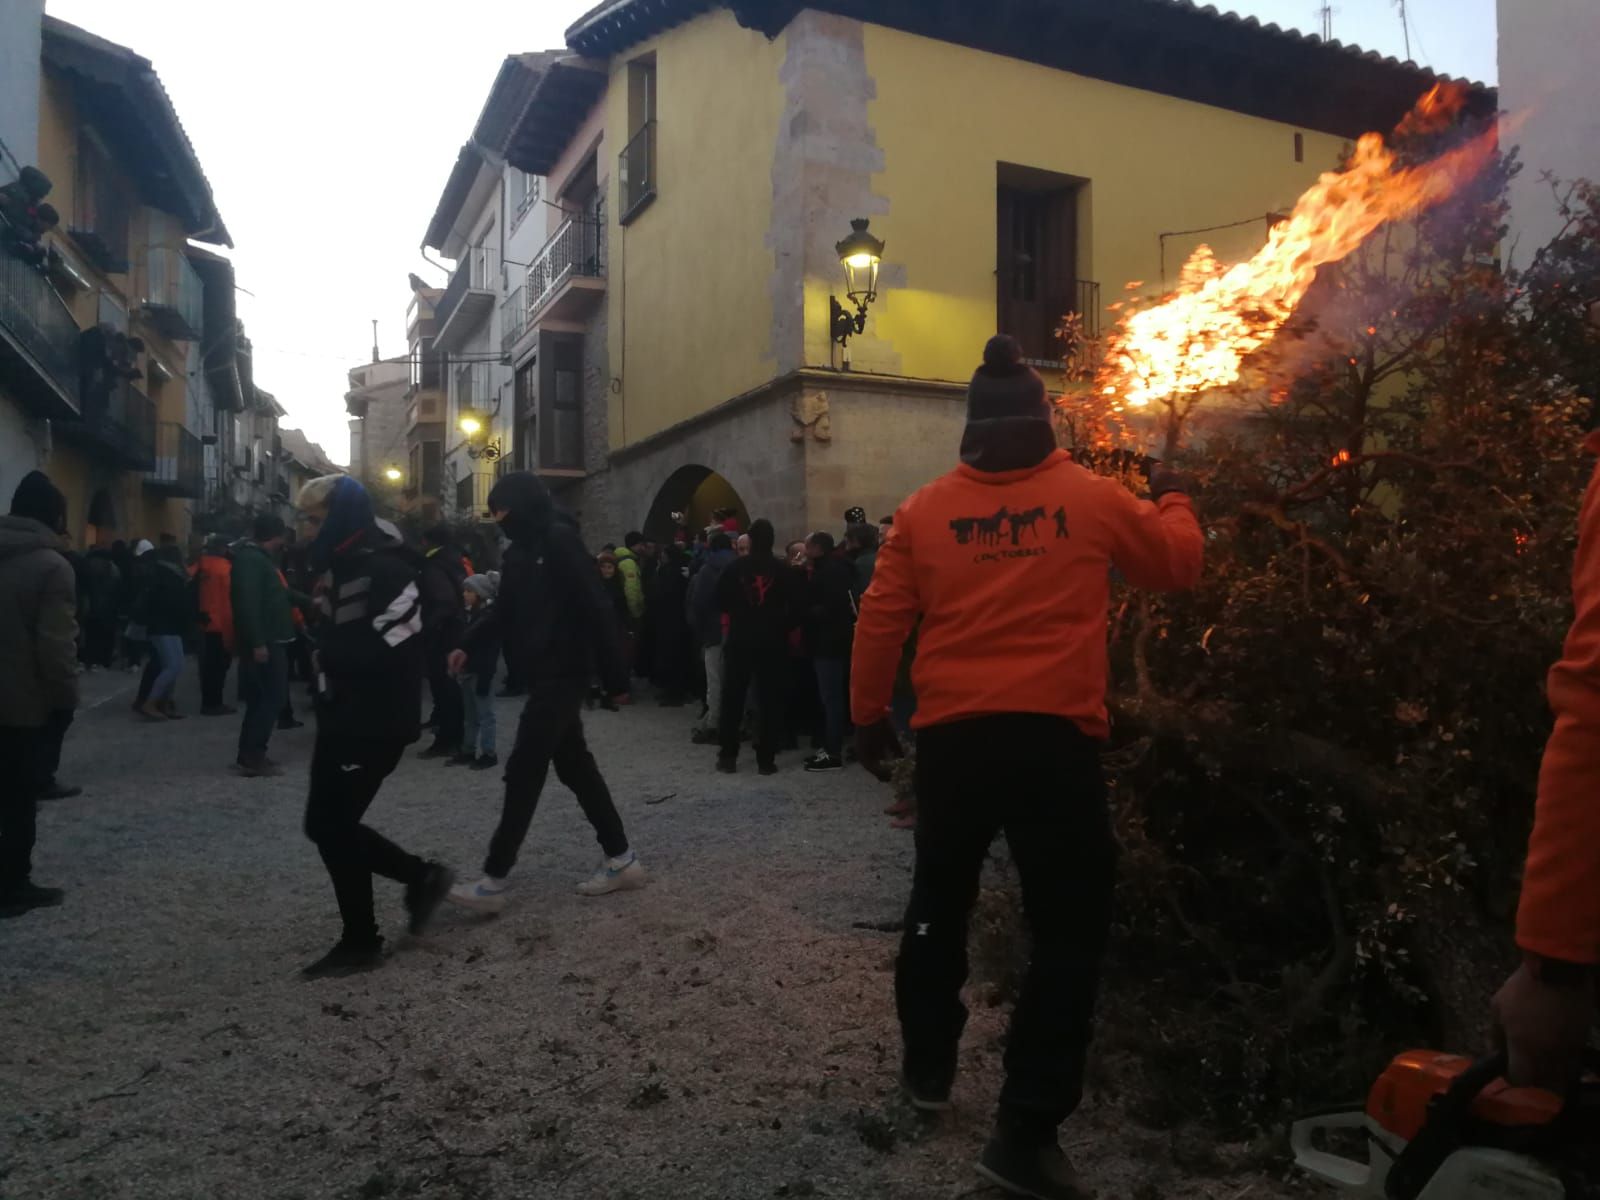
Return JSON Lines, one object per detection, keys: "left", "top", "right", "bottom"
{"left": 575, "top": 855, "right": 647, "bottom": 897}
{"left": 447, "top": 875, "right": 511, "bottom": 913}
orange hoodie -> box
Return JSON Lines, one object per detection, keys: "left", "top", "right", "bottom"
{"left": 1516, "top": 430, "right": 1600, "bottom": 966}
{"left": 193, "top": 552, "right": 234, "bottom": 652}
{"left": 851, "top": 449, "right": 1203, "bottom": 736}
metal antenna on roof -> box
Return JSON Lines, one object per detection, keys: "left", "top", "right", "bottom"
{"left": 370, "top": 319, "right": 379, "bottom": 364}
{"left": 1316, "top": 2, "right": 1334, "bottom": 40}
{"left": 1393, "top": 0, "right": 1412, "bottom": 60}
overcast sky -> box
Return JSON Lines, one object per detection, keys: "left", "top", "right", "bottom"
{"left": 43, "top": 0, "right": 1496, "bottom": 463}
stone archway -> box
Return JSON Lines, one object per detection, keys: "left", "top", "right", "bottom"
{"left": 641, "top": 465, "right": 748, "bottom": 543}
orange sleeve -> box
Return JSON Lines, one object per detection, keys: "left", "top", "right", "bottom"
{"left": 851, "top": 508, "right": 920, "bottom": 728}
{"left": 1517, "top": 457, "right": 1600, "bottom": 965}
{"left": 1103, "top": 485, "right": 1204, "bottom": 591}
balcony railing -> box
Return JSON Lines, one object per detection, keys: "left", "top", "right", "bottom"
{"left": 501, "top": 286, "right": 525, "bottom": 352}
{"left": 143, "top": 421, "right": 203, "bottom": 497}
{"left": 140, "top": 247, "right": 204, "bottom": 341}
{"left": 56, "top": 378, "right": 156, "bottom": 469}
{"left": 434, "top": 245, "right": 500, "bottom": 342}
{"left": 0, "top": 215, "right": 81, "bottom": 418}
{"left": 619, "top": 121, "right": 656, "bottom": 224}
{"left": 525, "top": 212, "right": 606, "bottom": 329}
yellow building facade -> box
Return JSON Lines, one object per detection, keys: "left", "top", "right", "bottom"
{"left": 507, "top": 1, "right": 1487, "bottom": 538}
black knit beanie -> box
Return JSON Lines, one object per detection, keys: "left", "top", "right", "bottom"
{"left": 10, "top": 470, "right": 66, "bottom": 534}
{"left": 966, "top": 335, "right": 1048, "bottom": 423}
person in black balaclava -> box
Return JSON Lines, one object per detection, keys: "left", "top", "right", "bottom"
{"left": 295, "top": 474, "right": 454, "bottom": 978}
{"left": 447, "top": 471, "right": 645, "bottom": 912}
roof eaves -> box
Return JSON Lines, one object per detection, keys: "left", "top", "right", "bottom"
{"left": 422, "top": 143, "right": 486, "bottom": 253}
{"left": 504, "top": 57, "right": 610, "bottom": 177}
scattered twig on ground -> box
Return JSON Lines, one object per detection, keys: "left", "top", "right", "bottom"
{"left": 645, "top": 792, "right": 677, "bottom": 806}
{"left": 86, "top": 1063, "right": 160, "bottom": 1104}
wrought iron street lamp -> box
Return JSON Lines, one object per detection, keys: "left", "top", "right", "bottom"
{"left": 830, "top": 218, "right": 885, "bottom": 361}
{"left": 458, "top": 409, "right": 502, "bottom": 462}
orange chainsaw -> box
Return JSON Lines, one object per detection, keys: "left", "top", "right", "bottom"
{"left": 1292, "top": 1050, "right": 1599, "bottom": 1198}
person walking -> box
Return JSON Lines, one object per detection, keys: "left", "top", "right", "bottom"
{"left": 447, "top": 472, "right": 644, "bottom": 913}
{"left": 803, "top": 530, "right": 857, "bottom": 773}
{"left": 296, "top": 475, "right": 452, "bottom": 978}
{"left": 449, "top": 573, "right": 501, "bottom": 770}
{"left": 686, "top": 532, "right": 735, "bottom": 746}
{"left": 0, "top": 471, "right": 78, "bottom": 917}
{"left": 417, "top": 525, "right": 466, "bottom": 758}
{"left": 139, "top": 544, "right": 193, "bottom": 720}
{"left": 850, "top": 335, "right": 1204, "bottom": 1199}
{"left": 715, "top": 518, "right": 798, "bottom": 776}
{"left": 80, "top": 531, "right": 122, "bottom": 669}
{"left": 230, "top": 514, "right": 294, "bottom": 775}
{"left": 193, "top": 535, "right": 236, "bottom": 716}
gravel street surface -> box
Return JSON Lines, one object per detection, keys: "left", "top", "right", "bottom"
{"left": 1, "top": 668, "right": 1296, "bottom": 1199}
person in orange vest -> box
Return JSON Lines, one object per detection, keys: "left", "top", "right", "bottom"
{"left": 850, "top": 335, "right": 1203, "bottom": 1200}
{"left": 192, "top": 535, "right": 235, "bottom": 716}
{"left": 1494, "top": 394, "right": 1600, "bottom": 1089}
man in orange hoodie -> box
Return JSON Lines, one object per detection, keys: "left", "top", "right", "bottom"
{"left": 851, "top": 335, "right": 1203, "bottom": 1200}
{"left": 1493, "top": 417, "right": 1600, "bottom": 1090}
{"left": 193, "top": 535, "right": 236, "bottom": 717}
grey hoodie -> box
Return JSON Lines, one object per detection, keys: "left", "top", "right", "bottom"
{"left": 0, "top": 515, "right": 79, "bottom": 726}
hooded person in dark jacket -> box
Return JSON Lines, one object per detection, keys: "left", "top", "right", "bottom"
{"left": 295, "top": 474, "right": 453, "bottom": 979}
{"left": 715, "top": 518, "right": 799, "bottom": 775}
{"left": 803, "top": 531, "right": 858, "bottom": 772}
{"left": 417, "top": 525, "right": 466, "bottom": 758}
{"left": 685, "top": 532, "right": 736, "bottom": 744}
{"left": 0, "top": 471, "right": 77, "bottom": 917}
{"left": 446, "top": 471, "right": 646, "bottom": 912}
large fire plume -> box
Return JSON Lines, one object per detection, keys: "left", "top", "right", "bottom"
{"left": 1097, "top": 84, "right": 1497, "bottom": 413}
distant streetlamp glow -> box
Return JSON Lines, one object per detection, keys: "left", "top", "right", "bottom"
{"left": 459, "top": 414, "right": 482, "bottom": 436}
{"left": 383, "top": 466, "right": 402, "bottom": 483}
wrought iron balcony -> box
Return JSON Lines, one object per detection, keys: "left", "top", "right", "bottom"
{"left": 525, "top": 212, "right": 606, "bottom": 330}
{"left": 619, "top": 121, "right": 656, "bottom": 224}
{"left": 434, "top": 245, "right": 500, "bottom": 349}
{"left": 143, "top": 421, "right": 203, "bottom": 497}
{"left": 139, "top": 247, "right": 204, "bottom": 341}
{"left": 0, "top": 215, "right": 81, "bottom": 419}
{"left": 56, "top": 378, "right": 156, "bottom": 469}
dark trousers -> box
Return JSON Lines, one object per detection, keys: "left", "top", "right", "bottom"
{"left": 898, "top": 714, "right": 1115, "bottom": 1138}
{"left": 501, "top": 642, "right": 524, "bottom": 693}
{"left": 135, "top": 652, "right": 159, "bottom": 704}
{"left": 0, "top": 725, "right": 42, "bottom": 890}
{"left": 719, "top": 642, "right": 787, "bottom": 765}
{"left": 303, "top": 734, "right": 423, "bottom": 946}
{"left": 237, "top": 644, "right": 288, "bottom": 764}
{"left": 36, "top": 709, "right": 73, "bottom": 788}
{"left": 426, "top": 647, "right": 464, "bottom": 746}
{"left": 200, "top": 633, "right": 232, "bottom": 710}
{"left": 487, "top": 679, "right": 629, "bottom": 878}
{"left": 813, "top": 657, "right": 848, "bottom": 756}
{"left": 83, "top": 618, "right": 117, "bottom": 668}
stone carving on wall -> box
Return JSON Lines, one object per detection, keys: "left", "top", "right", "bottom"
{"left": 791, "top": 391, "right": 831, "bottom": 443}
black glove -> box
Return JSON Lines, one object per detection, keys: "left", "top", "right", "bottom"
{"left": 854, "top": 720, "right": 904, "bottom": 783}
{"left": 1148, "top": 463, "right": 1195, "bottom": 501}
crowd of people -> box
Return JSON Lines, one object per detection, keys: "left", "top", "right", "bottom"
{"left": 0, "top": 329, "right": 1595, "bottom": 1200}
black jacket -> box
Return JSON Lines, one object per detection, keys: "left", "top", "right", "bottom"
{"left": 460, "top": 602, "right": 501, "bottom": 693}
{"left": 420, "top": 544, "right": 466, "bottom": 644}
{"left": 806, "top": 555, "right": 858, "bottom": 659}
{"left": 143, "top": 557, "right": 192, "bottom": 637}
{"left": 716, "top": 553, "right": 800, "bottom": 652}
{"left": 312, "top": 528, "right": 425, "bottom": 742}
{"left": 686, "top": 547, "right": 735, "bottom": 648}
{"left": 462, "top": 472, "right": 628, "bottom": 696}
{"left": 80, "top": 547, "right": 122, "bottom": 623}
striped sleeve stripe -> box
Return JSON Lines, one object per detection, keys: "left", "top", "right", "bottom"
{"left": 373, "top": 581, "right": 422, "bottom": 647}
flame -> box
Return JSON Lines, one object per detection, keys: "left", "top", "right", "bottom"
{"left": 1099, "top": 85, "right": 1496, "bottom": 411}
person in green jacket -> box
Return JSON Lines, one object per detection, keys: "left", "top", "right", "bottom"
{"left": 614, "top": 533, "right": 648, "bottom": 627}
{"left": 230, "top": 514, "right": 294, "bottom": 777}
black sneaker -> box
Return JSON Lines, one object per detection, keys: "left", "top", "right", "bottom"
{"left": 804, "top": 752, "right": 843, "bottom": 773}
{"left": 716, "top": 757, "right": 738, "bottom": 775}
{"left": 405, "top": 863, "right": 455, "bottom": 935}
{"left": 39, "top": 783, "right": 83, "bottom": 800}
{"left": 446, "top": 751, "right": 476, "bottom": 766}
{"left": 690, "top": 729, "right": 719, "bottom": 745}
{"left": 277, "top": 716, "right": 306, "bottom": 730}
{"left": 0, "top": 881, "right": 65, "bottom": 918}
{"left": 976, "top": 1133, "right": 1089, "bottom": 1200}
{"left": 417, "top": 740, "right": 458, "bottom": 760}
{"left": 301, "top": 939, "right": 385, "bottom": 980}
{"left": 758, "top": 760, "right": 779, "bottom": 777}
{"left": 901, "top": 1063, "right": 955, "bottom": 1112}
{"left": 470, "top": 754, "right": 499, "bottom": 771}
